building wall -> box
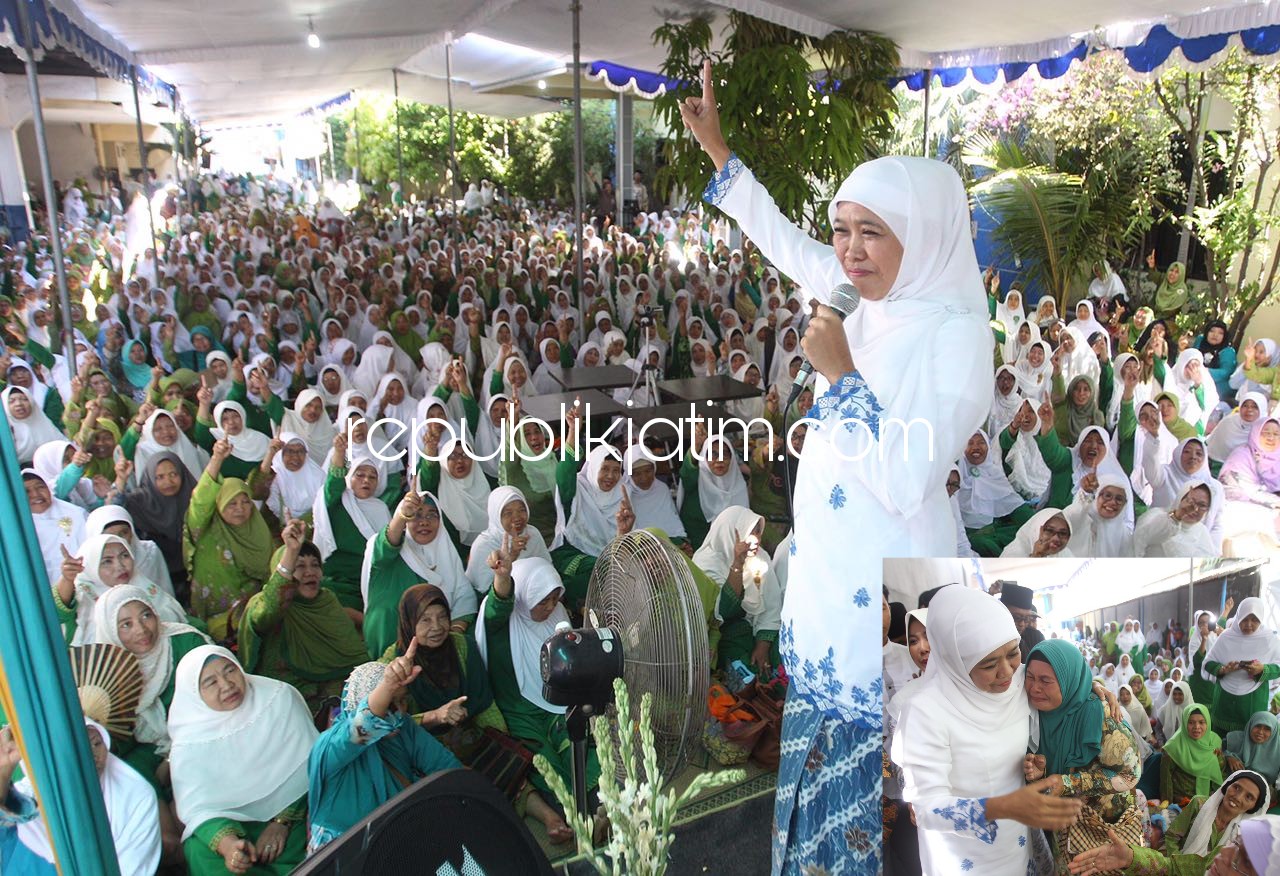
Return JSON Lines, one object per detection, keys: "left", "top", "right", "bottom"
{"left": 18, "top": 121, "right": 98, "bottom": 192}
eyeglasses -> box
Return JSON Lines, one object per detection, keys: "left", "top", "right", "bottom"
{"left": 1042, "top": 526, "right": 1071, "bottom": 539}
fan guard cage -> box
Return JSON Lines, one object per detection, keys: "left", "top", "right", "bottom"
{"left": 585, "top": 530, "right": 710, "bottom": 783}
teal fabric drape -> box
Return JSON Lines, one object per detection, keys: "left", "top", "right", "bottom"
{"left": 0, "top": 412, "right": 120, "bottom": 875}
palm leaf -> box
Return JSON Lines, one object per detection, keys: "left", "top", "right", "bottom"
{"left": 971, "top": 168, "right": 1085, "bottom": 308}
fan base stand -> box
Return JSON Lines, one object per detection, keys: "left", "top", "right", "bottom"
{"left": 566, "top": 704, "right": 594, "bottom": 820}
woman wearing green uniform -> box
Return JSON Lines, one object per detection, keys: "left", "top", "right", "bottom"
{"left": 476, "top": 547, "right": 600, "bottom": 810}
{"left": 238, "top": 522, "right": 367, "bottom": 715}
{"left": 497, "top": 397, "right": 560, "bottom": 543}
{"left": 1161, "top": 704, "right": 1226, "bottom": 806}
{"left": 359, "top": 482, "right": 475, "bottom": 659}
{"left": 183, "top": 438, "right": 277, "bottom": 641}
{"left": 310, "top": 433, "right": 393, "bottom": 614}
{"left": 1204, "top": 598, "right": 1280, "bottom": 736}
{"left": 89, "top": 585, "right": 211, "bottom": 862}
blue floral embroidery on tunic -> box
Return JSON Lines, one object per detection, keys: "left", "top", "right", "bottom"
{"left": 778, "top": 620, "right": 877, "bottom": 729}
{"left": 853, "top": 587, "right": 870, "bottom": 608}
{"left": 931, "top": 798, "right": 998, "bottom": 845}
{"left": 814, "top": 370, "right": 883, "bottom": 439}
{"left": 1018, "top": 835, "right": 1027, "bottom": 847}
{"left": 702, "top": 153, "right": 745, "bottom": 206}
{"left": 789, "top": 538, "right": 797, "bottom": 556}
{"left": 961, "top": 861, "right": 974, "bottom": 871}
{"left": 829, "top": 484, "right": 846, "bottom": 509}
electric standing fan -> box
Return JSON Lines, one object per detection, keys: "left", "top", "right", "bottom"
{"left": 584, "top": 529, "right": 710, "bottom": 783}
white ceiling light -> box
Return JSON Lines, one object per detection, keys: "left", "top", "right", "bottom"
{"left": 536, "top": 79, "right": 547, "bottom": 90}
{"left": 307, "top": 17, "right": 321, "bottom": 49}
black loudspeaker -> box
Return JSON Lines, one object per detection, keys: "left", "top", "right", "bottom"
{"left": 293, "top": 768, "right": 555, "bottom": 876}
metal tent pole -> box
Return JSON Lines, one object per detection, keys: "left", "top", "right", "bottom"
{"left": 393, "top": 69, "right": 405, "bottom": 200}
{"left": 445, "top": 40, "right": 457, "bottom": 197}
{"left": 353, "top": 101, "right": 362, "bottom": 186}
{"left": 571, "top": 0, "right": 584, "bottom": 299}
{"left": 921, "top": 68, "right": 932, "bottom": 157}
{"left": 15, "top": 0, "right": 75, "bottom": 366}
{"left": 129, "top": 65, "right": 160, "bottom": 258}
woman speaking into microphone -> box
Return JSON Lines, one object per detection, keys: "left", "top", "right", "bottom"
{"left": 680, "top": 61, "right": 992, "bottom": 874}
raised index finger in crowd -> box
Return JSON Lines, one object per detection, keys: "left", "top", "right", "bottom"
{"left": 702, "top": 59, "right": 714, "bottom": 103}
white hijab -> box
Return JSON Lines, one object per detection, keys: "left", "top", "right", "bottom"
{"left": 956, "top": 429, "right": 1025, "bottom": 528}
{"left": 1063, "top": 472, "right": 1134, "bottom": 558}
{"left": 15, "top": 718, "right": 161, "bottom": 875}
{"left": 3, "top": 385, "right": 64, "bottom": 461}
{"left": 1071, "top": 425, "right": 1135, "bottom": 530}
{"left": 88, "top": 584, "right": 209, "bottom": 753}
{"left": 70, "top": 534, "right": 187, "bottom": 645}
{"left": 1182, "top": 769, "right": 1272, "bottom": 856}
{"left": 210, "top": 400, "right": 271, "bottom": 461}
{"left": 434, "top": 437, "right": 490, "bottom": 546}
{"left": 1014, "top": 341, "right": 1053, "bottom": 400}
{"left": 1158, "top": 681, "right": 1194, "bottom": 738}
{"left": 279, "top": 388, "right": 338, "bottom": 464}
{"left": 1207, "top": 391, "right": 1268, "bottom": 463}
{"left": 137, "top": 408, "right": 208, "bottom": 479}
{"left": 692, "top": 505, "right": 783, "bottom": 634}
{"left": 1166, "top": 348, "right": 1219, "bottom": 429}
{"left": 474, "top": 557, "right": 568, "bottom": 714}
{"left": 168, "top": 646, "right": 318, "bottom": 841}
{"left": 555, "top": 444, "right": 624, "bottom": 557}
{"left": 988, "top": 365, "right": 1024, "bottom": 436}
{"left": 1070, "top": 300, "right": 1107, "bottom": 341}
{"left": 359, "top": 490, "right": 474, "bottom": 618}
{"left": 268, "top": 431, "right": 326, "bottom": 519}
{"left": 686, "top": 435, "right": 749, "bottom": 524}
{"left": 311, "top": 453, "right": 390, "bottom": 560}
{"left": 1000, "top": 509, "right": 1074, "bottom": 558}
{"left": 1204, "top": 597, "right": 1280, "bottom": 696}
{"left": 623, "top": 444, "right": 686, "bottom": 537}
{"left": 1134, "top": 481, "right": 1218, "bottom": 557}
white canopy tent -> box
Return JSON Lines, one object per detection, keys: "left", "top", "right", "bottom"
{"left": 63, "top": 0, "right": 1264, "bottom": 127}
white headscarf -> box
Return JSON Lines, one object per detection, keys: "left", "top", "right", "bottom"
{"left": 623, "top": 444, "right": 685, "bottom": 537}
{"left": 311, "top": 453, "right": 390, "bottom": 561}
{"left": 1158, "top": 681, "right": 1194, "bottom": 738}
{"left": 465, "top": 486, "right": 552, "bottom": 594}
{"left": 1188, "top": 610, "right": 1220, "bottom": 660}
{"left": 359, "top": 490, "right": 474, "bottom": 618}
{"left": 3, "top": 385, "right": 64, "bottom": 462}
{"left": 268, "top": 431, "right": 326, "bottom": 519}
{"left": 1166, "top": 348, "right": 1220, "bottom": 429}
{"left": 279, "top": 389, "right": 338, "bottom": 464}
{"left": 996, "top": 290, "right": 1026, "bottom": 339}
{"left": 956, "top": 429, "right": 1025, "bottom": 528}
{"left": 15, "top": 718, "right": 161, "bottom": 875}
{"left": 1070, "top": 300, "right": 1107, "bottom": 341}
{"left": 1133, "top": 481, "right": 1218, "bottom": 557}
{"left": 1071, "top": 425, "right": 1135, "bottom": 530}
{"left": 686, "top": 435, "right": 749, "bottom": 524}
{"left": 210, "top": 400, "right": 271, "bottom": 461}
{"left": 1204, "top": 597, "right": 1280, "bottom": 696}
{"left": 136, "top": 408, "right": 208, "bottom": 478}
{"left": 434, "top": 437, "right": 490, "bottom": 546}
{"left": 1063, "top": 472, "right": 1134, "bottom": 558}
{"left": 1182, "top": 769, "right": 1272, "bottom": 856}
{"left": 1014, "top": 341, "right": 1053, "bottom": 400}
{"left": 88, "top": 584, "right": 209, "bottom": 753}
{"left": 1000, "top": 509, "right": 1074, "bottom": 558}
{"left": 988, "top": 365, "right": 1023, "bottom": 436}
{"left": 555, "top": 445, "right": 624, "bottom": 557}
{"left": 70, "top": 534, "right": 187, "bottom": 645}
{"left": 83, "top": 504, "right": 174, "bottom": 596}
{"left": 474, "top": 557, "right": 568, "bottom": 714}
{"left": 692, "top": 505, "right": 783, "bottom": 635}
{"left": 1207, "top": 391, "right": 1268, "bottom": 463}
{"left": 1106, "top": 353, "right": 1151, "bottom": 430}
{"left": 168, "top": 646, "right": 318, "bottom": 841}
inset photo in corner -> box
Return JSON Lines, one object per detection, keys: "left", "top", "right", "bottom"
{"left": 881, "top": 557, "right": 1280, "bottom": 876}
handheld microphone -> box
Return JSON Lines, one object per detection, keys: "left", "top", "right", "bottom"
{"left": 786, "top": 283, "right": 860, "bottom": 406}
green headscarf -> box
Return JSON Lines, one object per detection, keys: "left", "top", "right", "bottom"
{"left": 1056, "top": 375, "right": 1105, "bottom": 447}
{"left": 1154, "top": 392, "right": 1199, "bottom": 442}
{"left": 1154, "top": 261, "right": 1189, "bottom": 315}
{"left": 1224, "top": 712, "right": 1280, "bottom": 786}
{"left": 213, "top": 477, "right": 276, "bottom": 575}
{"left": 1027, "top": 640, "right": 1105, "bottom": 776}
{"left": 387, "top": 310, "right": 423, "bottom": 363}
{"left": 1163, "top": 703, "right": 1224, "bottom": 797}
{"left": 239, "top": 544, "right": 368, "bottom": 683}
{"left": 1128, "top": 673, "right": 1152, "bottom": 711}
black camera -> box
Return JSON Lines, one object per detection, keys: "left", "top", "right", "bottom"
{"left": 636, "top": 304, "right": 655, "bottom": 327}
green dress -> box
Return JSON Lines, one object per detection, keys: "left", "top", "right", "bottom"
{"left": 999, "top": 427, "right": 1074, "bottom": 509}
{"left": 361, "top": 529, "right": 478, "bottom": 660}
{"left": 317, "top": 466, "right": 395, "bottom": 611}
{"left": 498, "top": 429, "right": 558, "bottom": 545}
{"left": 184, "top": 797, "right": 307, "bottom": 876}
{"left": 114, "top": 630, "right": 208, "bottom": 795}
{"left": 547, "top": 448, "right": 599, "bottom": 610}
{"left": 1122, "top": 794, "right": 1222, "bottom": 874}
{"left": 677, "top": 451, "right": 711, "bottom": 550}
{"left": 1202, "top": 660, "right": 1280, "bottom": 735}
{"left": 183, "top": 472, "right": 277, "bottom": 640}
{"left": 238, "top": 565, "right": 368, "bottom": 714}
{"left": 482, "top": 588, "right": 600, "bottom": 796}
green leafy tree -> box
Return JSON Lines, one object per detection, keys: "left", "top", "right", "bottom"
{"left": 652, "top": 12, "right": 899, "bottom": 228}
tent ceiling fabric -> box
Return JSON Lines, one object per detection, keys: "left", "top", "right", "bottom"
{"left": 70, "top": 0, "right": 1261, "bottom": 125}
